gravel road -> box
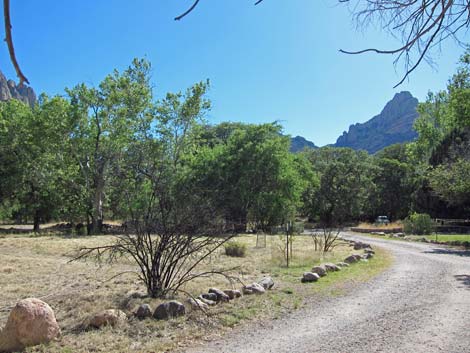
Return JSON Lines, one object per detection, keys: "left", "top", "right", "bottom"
{"left": 186, "top": 234, "right": 470, "bottom": 353}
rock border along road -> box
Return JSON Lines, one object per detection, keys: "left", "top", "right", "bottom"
{"left": 185, "top": 233, "right": 470, "bottom": 353}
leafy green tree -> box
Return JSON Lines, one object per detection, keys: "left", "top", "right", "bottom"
{"left": 0, "top": 96, "right": 72, "bottom": 230}
{"left": 189, "top": 122, "right": 307, "bottom": 231}
{"left": 305, "top": 147, "right": 374, "bottom": 226}
{"left": 66, "top": 58, "right": 153, "bottom": 234}
{"left": 408, "top": 51, "right": 470, "bottom": 163}
{"left": 429, "top": 159, "right": 470, "bottom": 208}
{"left": 369, "top": 144, "right": 417, "bottom": 220}
{"left": 75, "top": 80, "right": 235, "bottom": 298}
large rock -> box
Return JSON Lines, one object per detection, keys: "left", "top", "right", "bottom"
{"left": 258, "top": 277, "right": 274, "bottom": 290}
{"left": 223, "top": 289, "right": 242, "bottom": 300}
{"left": 323, "top": 263, "right": 340, "bottom": 272}
{"left": 0, "top": 298, "right": 60, "bottom": 352}
{"left": 87, "top": 309, "right": 127, "bottom": 329}
{"left": 242, "top": 282, "right": 266, "bottom": 295}
{"left": 153, "top": 301, "right": 185, "bottom": 320}
{"left": 135, "top": 304, "right": 152, "bottom": 320}
{"left": 301, "top": 272, "right": 320, "bottom": 283}
{"left": 208, "top": 288, "right": 230, "bottom": 302}
{"left": 311, "top": 265, "right": 327, "bottom": 277}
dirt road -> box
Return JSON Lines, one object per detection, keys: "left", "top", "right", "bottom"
{"left": 186, "top": 234, "right": 470, "bottom": 353}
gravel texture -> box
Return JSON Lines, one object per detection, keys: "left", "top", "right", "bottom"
{"left": 185, "top": 233, "right": 470, "bottom": 353}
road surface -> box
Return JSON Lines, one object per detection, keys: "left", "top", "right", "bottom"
{"left": 186, "top": 233, "right": 470, "bottom": 353}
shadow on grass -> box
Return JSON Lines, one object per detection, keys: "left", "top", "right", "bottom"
{"left": 454, "top": 275, "right": 470, "bottom": 289}
{"left": 423, "top": 248, "right": 470, "bottom": 257}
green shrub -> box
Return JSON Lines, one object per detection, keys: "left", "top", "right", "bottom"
{"left": 404, "top": 213, "right": 433, "bottom": 235}
{"left": 224, "top": 241, "right": 247, "bottom": 257}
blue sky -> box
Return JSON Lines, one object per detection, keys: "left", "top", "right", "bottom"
{"left": 3, "top": 0, "right": 464, "bottom": 146}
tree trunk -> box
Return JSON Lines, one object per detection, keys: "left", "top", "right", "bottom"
{"left": 33, "top": 210, "right": 40, "bottom": 232}
{"left": 89, "top": 162, "right": 106, "bottom": 235}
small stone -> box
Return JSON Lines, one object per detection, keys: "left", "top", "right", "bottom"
{"left": 208, "top": 288, "right": 230, "bottom": 302}
{"left": 243, "top": 282, "right": 265, "bottom": 295}
{"left": 87, "top": 309, "right": 127, "bottom": 329}
{"left": 135, "top": 304, "right": 152, "bottom": 320}
{"left": 198, "top": 296, "right": 217, "bottom": 306}
{"left": 187, "top": 298, "right": 208, "bottom": 311}
{"left": 223, "top": 289, "right": 242, "bottom": 300}
{"left": 362, "top": 252, "right": 374, "bottom": 259}
{"left": 258, "top": 277, "right": 275, "bottom": 290}
{"left": 301, "top": 272, "right": 320, "bottom": 283}
{"left": 200, "top": 293, "right": 218, "bottom": 302}
{"left": 336, "top": 262, "right": 350, "bottom": 268}
{"left": 311, "top": 265, "right": 327, "bottom": 277}
{"left": 323, "top": 263, "right": 340, "bottom": 272}
{"left": 344, "top": 254, "right": 362, "bottom": 264}
{"left": 153, "top": 301, "right": 186, "bottom": 320}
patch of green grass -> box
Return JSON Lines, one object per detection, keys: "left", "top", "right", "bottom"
{"left": 356, "top": 231, "right": 470, "bottom": 247}
{"left": 425, "top": 234, "right": 470, "bottom": 242}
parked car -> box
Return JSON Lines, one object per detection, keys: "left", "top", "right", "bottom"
{"left": 375, "top": 216, "right": 390, "bottom": 225}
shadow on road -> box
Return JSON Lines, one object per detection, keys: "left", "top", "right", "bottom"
{"left": 455, "top": 275, "right": 470, "bottom": 290}
{"left": 423, "top": 248, "right": 470, "bottom": 257}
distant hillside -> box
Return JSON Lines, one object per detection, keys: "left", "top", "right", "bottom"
{"left": 0, "top": 71, "right": 36, "bottom": 107}
{"left": 290, "top": 135, "right": 318, "bottom": 152}
{"left": 334, "top": 91, "right": 419, "bottom": 154}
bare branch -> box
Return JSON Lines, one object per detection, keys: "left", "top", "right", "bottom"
{"left": 3, "top": 0, "right": 29, "bottom": 85}
{"left": 174, "top": 0, "right": 201, "bottom": 21}
{"left": 340, "top": 0, "right": 468, "bottom": 86}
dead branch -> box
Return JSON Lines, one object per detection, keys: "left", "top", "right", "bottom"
{"left": 3, "top": 0, "right": 28, "bottom": 84}
{"left": 340, "top": 0, "right": 468, "bottom": 87}
{"left": 175, "top": 0, "right": 265, "bottom": 21}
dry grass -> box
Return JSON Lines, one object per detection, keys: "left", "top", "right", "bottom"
{"left": 0, "top": 232, "right": 392, "bottom": 353}
{"left": 357, "top": 221, "right": 403, "bottom": 230}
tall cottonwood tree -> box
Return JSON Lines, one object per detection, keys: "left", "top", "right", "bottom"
{"left": 67, "top": 58, "right": 153, "bottom": 234}
{"left": 75, "top": 80, "right": 238, "bottom": 298}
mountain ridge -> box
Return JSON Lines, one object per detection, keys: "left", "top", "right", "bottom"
{"left": 0, "top": 71, "right": 36, "bottom": 107}
{"left": 333, "top": 91, "right": 419, "bottom": 153}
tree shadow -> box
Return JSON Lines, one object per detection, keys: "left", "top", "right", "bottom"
{"left": 423, "top": 248, "right": 470, "bottom": 257}
{"left": 455, "top": 275, "right": 470, "bottom": 290}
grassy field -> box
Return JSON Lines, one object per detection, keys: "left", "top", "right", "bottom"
{"left": 0, "top": 232, "right": 392, "bottom": 353}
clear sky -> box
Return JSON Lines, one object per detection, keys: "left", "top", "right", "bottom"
{"left": 3, "top": 0, "right": 464, "bottom": 146}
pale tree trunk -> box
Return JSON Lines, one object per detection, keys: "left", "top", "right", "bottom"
{"left": 89, "top": 161, "right": 106, "bottom": 235}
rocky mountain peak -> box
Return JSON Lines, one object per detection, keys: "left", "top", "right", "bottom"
{"left": 334, "top": 91, "right": 419, "bottom": 153}
{"left": 0, "top": 71, "right": 36, "bottom": 107}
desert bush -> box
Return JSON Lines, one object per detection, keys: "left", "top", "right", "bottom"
{"left": 224, "top": 241, "right": 247, "bottom": 257}
{"left": 404, "top": 213, "right": 433, "bottom": 235}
